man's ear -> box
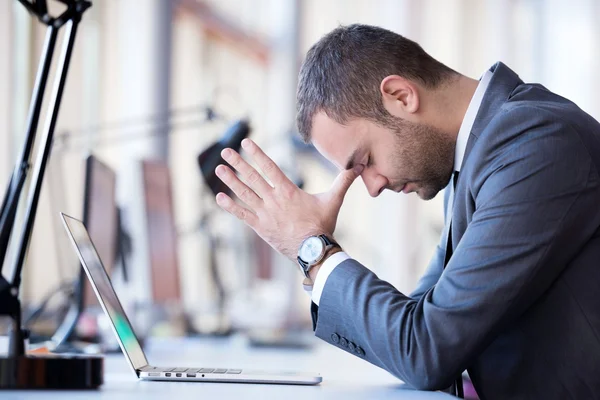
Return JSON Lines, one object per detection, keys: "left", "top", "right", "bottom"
{"left": 380, "top": 75, "right": 420, "bottom": 117}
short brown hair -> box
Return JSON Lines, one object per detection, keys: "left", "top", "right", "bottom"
{"left": 296, "top": 24, "right": 457, "bottom": 142}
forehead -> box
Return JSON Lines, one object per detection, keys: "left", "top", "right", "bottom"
{"left": 311, "top": 112, "right": 364, "bottom": 170}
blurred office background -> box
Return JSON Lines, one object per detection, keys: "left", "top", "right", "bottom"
{"left": 1, "top": 0, "right": 599, "bottom": 342}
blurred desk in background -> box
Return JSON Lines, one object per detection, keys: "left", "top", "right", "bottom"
{"left": 4, "top": 335, "right": 454, "bottom": 400}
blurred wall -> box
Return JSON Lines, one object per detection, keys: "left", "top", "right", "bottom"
{"left": 0, "top": 2, "right": 13, "bottom": 189}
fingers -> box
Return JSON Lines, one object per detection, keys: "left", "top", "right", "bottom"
{"left": 215, "top": 192, "right": 259, "bottom": 227}
{"left": 240, "top": 139, "right": 290, "bottom": 187}
{"left": 220, "top": 147, "right": 273, "bottom": 195}
{"left": 215, "top": 164, "right": 263, "bottom": 209}
{"left": 329, "top": 164, "right": 364, "bottom": 205}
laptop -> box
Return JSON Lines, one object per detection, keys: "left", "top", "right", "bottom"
{"left": 61, "top": 213, "right": 322, "bottom": 385}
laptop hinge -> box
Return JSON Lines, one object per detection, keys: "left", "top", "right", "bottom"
{"left": 137, "top": 365, "right": 152, "bottom": 376}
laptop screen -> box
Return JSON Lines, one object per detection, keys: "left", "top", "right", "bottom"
{"left": 61, "top": 213, "right": 148, "bottom": 372}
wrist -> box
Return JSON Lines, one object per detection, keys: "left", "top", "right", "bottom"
{"left": 308, "top": 247, "right": 341, "bottom": 282}
{"left": 307, "top": 266, "right": 321, "bottom": 283}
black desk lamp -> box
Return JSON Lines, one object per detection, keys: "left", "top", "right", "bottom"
{"left": 0, "top": 0, "right": 102, "bottom": 389}
{"left": 197, "top": 119, "right": 251, "bottom": 196}
{"left": 194, "top": 119, "right": 250, "bottom": 335}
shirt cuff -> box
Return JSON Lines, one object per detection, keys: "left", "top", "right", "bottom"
{"left": 311, "top": 251, "right": 350, "bottom": 306}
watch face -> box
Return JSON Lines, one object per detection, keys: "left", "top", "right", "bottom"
{"left": 299, "top": 236, "right": 325, "bottom": 263}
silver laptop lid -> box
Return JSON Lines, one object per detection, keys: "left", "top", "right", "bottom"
{"left": 61, "top": 213, "right": 148, "bottom": 374}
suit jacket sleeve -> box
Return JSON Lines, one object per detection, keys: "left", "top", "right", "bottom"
{"left": 310, "top": 107, "right": 600, "bottom": 390}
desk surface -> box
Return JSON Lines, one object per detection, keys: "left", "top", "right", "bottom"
{"left": 4, "top": 335, "right": 454, "bottom": 399}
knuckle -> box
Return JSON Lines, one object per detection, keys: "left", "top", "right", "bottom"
{"left": 246, "top": 170, "right": 260, "bottom": 185}
{"left": 229, "top": 154, "right": 241, "bottom": 168}
{"left": 281, "top": 182, "right": 296, "bottom": 199}
{"left": 262, "top": 161, "right": 276, "bottom": 174}
{"left": 239, "top": 187, "right": 252, "bottom": 201}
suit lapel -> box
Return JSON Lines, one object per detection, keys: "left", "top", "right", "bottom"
{"left": 443, "top": 62, "right": 524, "bottom": 264}
{"left": 468, "top": 63, "right": 523, "bottom": 142}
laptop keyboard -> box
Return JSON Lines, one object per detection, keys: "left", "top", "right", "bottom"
{"left": 144, "top": 366, "right": 242, "bottom": 377}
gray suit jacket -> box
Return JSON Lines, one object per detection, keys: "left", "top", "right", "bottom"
{"left": 311, "top": 62, "right": 600, "bottom": 399}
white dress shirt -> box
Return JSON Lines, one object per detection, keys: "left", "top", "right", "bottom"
{"left": 309, "top": 69, "right": 494, "bottom": 306}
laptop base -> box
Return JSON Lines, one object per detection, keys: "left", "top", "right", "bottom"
{"left": 139, "top": 365, "right": 321, "bottom": 385}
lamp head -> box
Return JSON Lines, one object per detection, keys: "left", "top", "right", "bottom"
{"left": 197, "top": 120, "right": 251, "bottom": 196}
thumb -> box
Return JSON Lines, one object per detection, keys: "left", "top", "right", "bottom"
{"left": 328, "top": 164, "right": 364, "bottom": 205}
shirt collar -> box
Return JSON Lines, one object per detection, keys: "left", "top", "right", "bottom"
{"left": 454, "top": 69, "right": 493, "bottom": 172}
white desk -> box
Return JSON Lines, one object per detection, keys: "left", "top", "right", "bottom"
{"left": 3, "top": 335, "right": 455, "bottom": 399}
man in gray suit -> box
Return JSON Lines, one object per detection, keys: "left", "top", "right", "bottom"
{"left": 213, "top": 24, "right": 600, "bottom": 399}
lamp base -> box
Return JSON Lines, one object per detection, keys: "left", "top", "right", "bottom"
{"left": 0, "top": 354, "right": 103, "bottom": 389}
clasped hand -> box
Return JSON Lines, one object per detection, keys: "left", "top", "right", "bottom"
{"left": 214, "top": 138, "right": 363, "bottom": 260}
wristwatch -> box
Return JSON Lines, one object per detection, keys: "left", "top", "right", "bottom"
{"left": 297, "top": 234, "right": 340, "bottom": 279}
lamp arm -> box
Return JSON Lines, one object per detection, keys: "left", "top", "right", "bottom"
{"left": 0, "top": 0, "right": 91, "bottom": 359}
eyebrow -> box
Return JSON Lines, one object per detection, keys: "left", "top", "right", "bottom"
{"left": 344, "top": 149, "right": 360, "bottom": 170}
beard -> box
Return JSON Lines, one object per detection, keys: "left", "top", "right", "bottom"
{"left": 384, "top": 116, "right": 455, "bottom": 200}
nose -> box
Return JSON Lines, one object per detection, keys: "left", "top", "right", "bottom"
{"left": 361, "top": 171, "right": 388, "bottom": 198}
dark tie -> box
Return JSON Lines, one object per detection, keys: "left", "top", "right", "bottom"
{"left": 445, "top": 171, "right": 464, "bottom": 399}
{"left": 444, "top": 171, "right": 459, "bottom": 267}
